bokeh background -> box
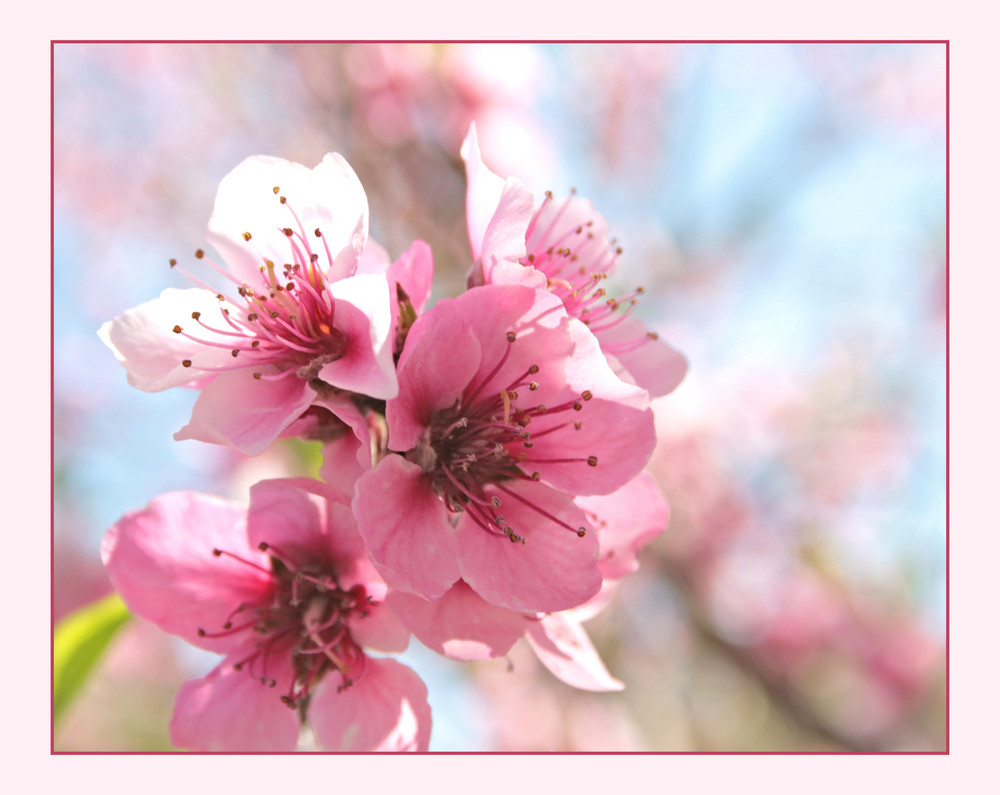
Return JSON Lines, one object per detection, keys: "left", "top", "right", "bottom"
{"left": 53, "top": 42, "right": 946, "bottom": 752}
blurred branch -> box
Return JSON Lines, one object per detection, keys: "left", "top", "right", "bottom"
{"left": 663, "top": 562, "right": 889, "bottom": 752}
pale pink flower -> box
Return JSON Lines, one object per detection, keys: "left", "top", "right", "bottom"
{"left": 99, "top": 154, "right": 425, "bottom": 455}
{"left": 354, "top": 283, "right": 655, "bottom": 614}
{"left": 101, "top": 479, "right": 431, "bottom": 752}
{"left": 383, "top": 470, "right": 670, "bottom": 691}
{"left": 461, "top": 123, "right": 687, "bottom": 398}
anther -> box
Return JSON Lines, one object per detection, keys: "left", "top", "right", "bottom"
{"left": 182, "top": 359, "right": 192, "bottom": 367}
{"left": 193, "top": 249, "right": 204, "bottom": 259}
{"left": 169, "top": 258, "right": 177, "bottom": 267}
{"left": 647, "top": 331, "right": 659, "bottom": 340}
{"left": 212, "top": 549, "right": 223, "bottom": 556}
{"left": 581, "top": 390, "right": 593, "bottom": 401}
{"left": 506, "top": 332, "right": 517, "bottom": 343}
{"left": 587, "top": 456, "right": 598, "bottom": 467}
{"left": 253, "top": 372, "right": 262, "bottom": 380}
{"left": 231, "top": 349, "right": 239, "bottom": 357}
{"left": 172, "top": 325, "right": 183, "bottom": 333}
{"left": 314, "top": 228, "right": 322, "bottom": 237}
{"left": 282, "top": 228, "right": 294, "bottom": 237}
{"left": 242, "top": 232, "right": 252, "bottom": 241}
{"left": 191, "top": 311, "right": 201, "bottom": 320}
{"left": 576, "top": 527, "right": 587, "bottom": 538}
{"left": 573, "top": 402, "right": 583, "bottom": 411}
{"left": 272, "top": 186, "right": 280, "bottom": 194}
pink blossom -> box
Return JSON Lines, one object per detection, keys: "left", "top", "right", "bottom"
{"left": 461, "top": 123, "right": 687, "bottom": 397}
{"left": 99, "top": 154, "right": 421, "bottom": 455}
{"left": 101, "top": 479, "right": 431, "bottom": 752}
{"left": 383, "top": 471, "right": 670, "bottom": 690}
{"left": 354, "top": 282, "right": 655, "bottom": 614}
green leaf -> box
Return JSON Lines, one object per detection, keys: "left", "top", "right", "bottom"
{"left": 53, "top": 592, "right": 131, "bottom": 724}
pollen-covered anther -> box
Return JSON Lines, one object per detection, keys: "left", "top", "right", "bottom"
{"left": 172, "top": 325, "right": 183, "bottom": 334}
{"left": 242, "top": 232, "right": 252, "bottom": 241}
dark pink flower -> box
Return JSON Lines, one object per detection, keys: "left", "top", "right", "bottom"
{"left": 101, "top": 479, "right": 431, "bottom": 752}
{"left": 99, "top": 154, "right": 421, "bottom": 455}
{"left": 461, "top": 123, "right": 687, "bottom": 398}
{"left": 355, "top": 283, "right": 656, "bottom": 614}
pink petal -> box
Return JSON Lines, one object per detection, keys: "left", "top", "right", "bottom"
{"left": 460, "top": 122, "right": 506, "bottom": 262}
{"left": 354, "top": 455, "right": 461, "bottom": 601}
{"left": 310, "top": 658, "right": 431, "bottom": 752}
{"left": 387, "top": 305, "right": 482, "bottom": 452}
{"left": 576, "top": 471, "right": 670, "bottom": 580}
{"left": 98, "top": 287, "right": 237, "bottom": 392}
{"left": 348, "top": 599, "right": 411, "bottom": 654}
{"left": 387, "top": 239, "right": 434, "bottom": 314}
{"left": 173, "top": 367, "right": 315, "bottom": 456}
{"left": 205, "top": 154, "right": 369, "bottom": 287}
{"left": 386, "top": 580, "right": 531, "bottom": 661}
{"left": 525, "top": 194, "right": 612, "bottom": 256}
{"left": 593, "top": 315, "right": 688, "bottom": 398}
{"left": 479, "top": 178, "right": 534, "bottom": 277}
{"left": 565, "top": 315, "right": 650, "bottom": 409}
{"left": 170, "top": 657, "right": 300, "bottom": 751}
{"left": 317, "top": 273, "right": 397, "bottom": 399}
{"left": 523, "top": 396, "right": 656, "bottom": 495}
{"left": 526, "top": 612, "right": 624, "bottom": 692}
{"left": 457, "top": 480, "right": 602, "bottom": 613}
{"left": 246, "top": 477, "right": 352, "bottom": 568}
{"left": 101, "top": 491, "right": 274, "bottom": 653}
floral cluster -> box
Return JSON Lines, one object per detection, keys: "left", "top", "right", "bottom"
{"left": 99, "top": 124, "right": 687, "bottom": 752}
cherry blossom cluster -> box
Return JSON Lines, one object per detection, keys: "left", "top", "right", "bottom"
{"left": 98, "top": 124, "right": 687, "bottom": 752}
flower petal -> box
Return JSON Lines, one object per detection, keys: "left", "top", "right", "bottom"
{"left": 310, "top": 658, "right": 431, "bottom": 752}
{"left": 173, "top": 367, "right": 315, "bottom": 455}
{"left": 170, "top": 658, "right": 300, "bottom": 751}
{"left": 205, "top": 154, "right": 369, "bottom": 287}
{"left": 98, "top": 288, "right": 238, "bottom": 392}
{"left": 317, "top": 273, "right": 397, "bottom": 399}
{"left": 387, "top": 305, "right": 482, "bottom": 453}
{"left": 526, "top": 612, "right": 624, "bottom": 692}
{"left": 354, "top": 455, "right": 461, "bottom": 601}
{"left": 101, "top": 491, "right": 273, "bottom": 653}
{"left": 461, "top": 122, "right": 506, "bottom": 262}
{"left": 593, "top": 315, "right": 688, "bottom": 398}
{"left": 386, "top": 581, "right": 531, "bottom": 661}
{"left": 576, "top": 471, "right": 670, "bottom": 580}
{"left": 457, "top": 480, "right": 601, "bottom": 613}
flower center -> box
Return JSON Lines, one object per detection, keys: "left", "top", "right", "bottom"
{"left": 197, "top": 541, "right": 373, "bottom": 709}
{"left": 170, "top": 188, "right": 352, "bottom": 385}
{"left": 408, "top": 331, "right": 597, "bottom": 544}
